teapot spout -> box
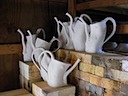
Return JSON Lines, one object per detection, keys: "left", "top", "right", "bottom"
{"left": 63, "top": 58, "right": 80, "bottom": 84}
{"left": 17, "top": 29, "right": 26, "bottom": 54}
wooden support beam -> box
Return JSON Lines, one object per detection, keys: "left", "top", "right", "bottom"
{"left": 77, "top": 0, "right": 128, "bottom": 11}
{"left": 0, "top": 44, "right": 22, "bottom": 55}
{"left": 68, "top": 0, "right": 76, "bottom": 17}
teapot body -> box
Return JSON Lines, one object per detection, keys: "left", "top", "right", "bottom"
{"left": 85, "top": 17, "right": 116, "bottom": 53}
{"left": 47, "top": 58, "right": 71, "bottom": 87}
{"left": 86, "top": 21, "right": 106, "bottom": 53}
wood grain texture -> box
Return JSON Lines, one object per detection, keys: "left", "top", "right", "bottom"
{"left": 76, "top": 0, "right": 128, "bottom": 11}
{"left": 49, "top": 1, "right": 68, "bottom": 38}
{"left": 0, "top": 54, "right": 20, "bottom": 92}
{"left": 0, "top": 44, "right": 22, "bottom": 55}
{"left": 32, "top": 81, "right": 75, "bottom": 96}
{"left": 0, "top": 89, "right": 30, "bottom": 96}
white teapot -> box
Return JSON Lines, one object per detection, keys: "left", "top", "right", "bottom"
{"left": 66, "top": 13, "right": 92, "bottom": 51}
{"left": 54, "top": 17, "right": 74, "bottom": 50}
{"left": 37, "top": 50, "right": 80, "bottom": 87}
{"left": 80, "top": 17, "right": 116, "bottom": 53}
{"left": 17, "top": 29, "right": 38, "bottom": 61}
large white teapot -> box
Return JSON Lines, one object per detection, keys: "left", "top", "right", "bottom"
{"left": 80, "top": 17, "right": 116, "bottom": 53}
{"left": 37, "top": 50, "right": 80, "bottom": 87}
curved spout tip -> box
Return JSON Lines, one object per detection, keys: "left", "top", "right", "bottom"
{"left": 54, "top": 17, "right": 57, "bottom": 20}
{"left": 65, "top": 12, "right": 70, "bottom": 17}
{"left": 17, "top": 29, "right": 22, "bottom": 33}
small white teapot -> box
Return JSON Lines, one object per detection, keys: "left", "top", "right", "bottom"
{"left": 17, "top": 29, "right": 38, "bottom": 61}
{"left": 66, "top": 13, "right": 92, "bottom": 51}
{"left": 54, "top": 17, "right": 74, "bottom": 50}
{"left": 38, "top": 50, "right": 80, "bottom": 87}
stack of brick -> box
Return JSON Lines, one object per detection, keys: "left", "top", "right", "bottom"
{"left": 19, "top": 61, "right": 42, "bottom": 91}
{"left": 56, "top": 49, "right": 128, "bottom": 96}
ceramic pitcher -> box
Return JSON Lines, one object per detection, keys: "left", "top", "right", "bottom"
{"left": 17, "top": 29, "right": 38, "bottom": 61}
{"left": 66, "top": 13, "right": 92, "bottom": 51}
{"left": 80, "top": 17, "right": 116, "bottom": 53}
{"left": 38, "top": 50, "right": 80, "bottom": 87}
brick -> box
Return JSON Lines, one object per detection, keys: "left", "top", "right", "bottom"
{"left": 95, "top": 66, "right": 105, "bottom": 77}
{"left": 32, "top": 81, "right": 76, "bottom": 96}
{"left": 19, "top": 61, "right": 41, "bottom": 80}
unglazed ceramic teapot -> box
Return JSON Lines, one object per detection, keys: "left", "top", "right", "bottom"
{"left": 27, "top": 29, "right": 46, "bottom": 62}
{"left": 17, "top": 29, "right": 38, "bottom": 61}
{"left": 80, "top": 17, "right": 116, "bottom": 53}
{"left": 37, "top": 50, "right": 80, "bottom": 87}
{"left": 54, "top": 17, "right": 74, "bottom": 50}
{"left": 66, "top": 13, "right": 92, "bottom": 51}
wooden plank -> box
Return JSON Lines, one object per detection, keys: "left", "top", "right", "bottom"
{"left": 0, "top": 44, "right": 22, "bottom": 55}
{"left": 32, "top": 81, "right": 75, "bottom": 96}
{"left": 76, "top": 0, "right": 128, "bottom": 11}
{"left": 68, "top": 0, "right": 76, "bottom": 17}
{"left": 0, "top": 54, "right": 20, "bottom": 92}
{"left": 0, "top": 89, "right": 30, "bottom": 96}
{"left": 19, "top": 94, "right": 33, "bottom": 96}
{"left": 49, "top": 0, "right": 67, "bottom": 3}
{"left": 116, "top": 22, "right": 128, "bottom": 34}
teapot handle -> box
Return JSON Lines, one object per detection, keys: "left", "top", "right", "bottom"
{"left": 63, "top": 58, "right": 81, "bottom": 84}
{"left": 36, "top": 28, "right": 46, "bottom": 40}
{"left": 66, "top": 12, "right": 74, "bottom": 38}
{"left": 31, "top": 48, "right": 45, "bottom": 71}
{"left": 80, "top": 14, "right": 92, "bottom": 23}
{"left": 103, "top": 17, "right": 116, "bottom": 44}
{"left": 17, "top": 29, "right": 26, "bottom": 54}
{"left": 58, "top": 21, "right": 70, "bottom": 48}
{"left": 27, "top": 30, "right": 35, "bottom": 50}
{"left": 49, "top": 36, "right": 61, "bottom": 53}
{"left": 54, "top": 17, "right": 61, "bottom": 37}
{"left": 38, "top": 50, "right": 55, "bottom": 69}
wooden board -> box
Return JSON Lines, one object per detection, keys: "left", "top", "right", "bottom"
{"left": 0, "top": 54, "right": 20, "bottom": 92}
{"left": 0, "top": 89, "right": 30, "bottom": 96}
{"left": 76, "top": 0, "right": 128, "bottom": 11}
{"left": 0, "top": 44, "right": 22, "bottom": 55}
{"left": 32, "top": 81, "right": 75, "bottom": 96}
